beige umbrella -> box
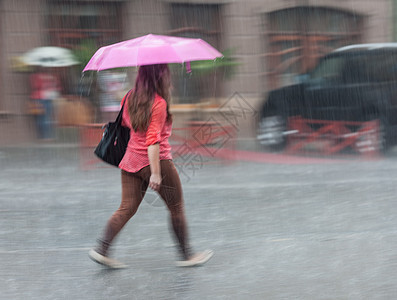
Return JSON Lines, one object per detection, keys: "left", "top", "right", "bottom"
{"left": 22, "top": 46, "right": 79, "bottom": 67}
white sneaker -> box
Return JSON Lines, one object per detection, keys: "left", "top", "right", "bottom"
{"left": 176, "top": 250, "right": 214, "bottom": 267}
{"left": 88, "top": 249, "right": 127, "bottom": 269}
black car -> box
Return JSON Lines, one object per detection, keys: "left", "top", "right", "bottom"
{"left": 257, "top": 43, "right": 397, "bottom": 152}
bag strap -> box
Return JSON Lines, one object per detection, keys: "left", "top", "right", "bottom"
{"left": 115, "top": 90, "right": 132, "bottom": 125}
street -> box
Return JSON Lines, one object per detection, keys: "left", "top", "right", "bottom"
{"left": 1, "top": 145, "right": 396, "bottom": 299}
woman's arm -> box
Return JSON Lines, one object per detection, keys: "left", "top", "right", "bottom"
{"left": 146, "top": 98, "right": 167, "bottom": 192}
{"left": 148, "top": 143, "right": 161, "bottom": 191}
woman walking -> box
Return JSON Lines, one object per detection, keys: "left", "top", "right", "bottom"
{"left": 89, "top": 64, "right": 213, "bottom": 268}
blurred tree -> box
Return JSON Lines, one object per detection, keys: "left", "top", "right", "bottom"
{"left": 72, "top": 39, "right": 97, "bottom": 74}
{"left": 190, "top": 49, "right": 239, "bottom": 80}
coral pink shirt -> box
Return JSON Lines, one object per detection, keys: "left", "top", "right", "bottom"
{"left": 119, "top": 91, "right": 172, "bottom": 173}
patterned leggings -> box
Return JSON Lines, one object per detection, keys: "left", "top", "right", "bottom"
{"left": 97, "top": 160, "right": 192, "bottom": 260}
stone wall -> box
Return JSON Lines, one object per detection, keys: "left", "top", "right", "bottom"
{"left": 0, "top": 0, "right": 394, "bottom": 145}
{"left": 0, "top": 0, "right": 45, "bottom": 144}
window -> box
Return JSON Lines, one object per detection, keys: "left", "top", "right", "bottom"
{"left": 45, "top": 1, "right": 123, "bottom": 94}
{"left": 46, "top": 1, "right": 122, "bottom": 49}
{"left": 310, "top": 56, "right": 345, "bottom": 83}
{"left": 262, "top": 7, "right": 364, "bottom": 89}
{"left": 169, "top": 3, "right": 222, "bottom": 104}
{"left": 310, "top": 52, "right": 397, "bottom": 86}
{"left": 340, "top": 57, "right": 367, "bottom": 84}
{"left": 364, "top": 52, "right": 397, "bottom": 83}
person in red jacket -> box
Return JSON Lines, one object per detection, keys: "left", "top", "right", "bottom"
{"left": 89, "top": 64, "right": 213, "bottom": 268}
{"left": 29, "top": 68, "right": 61, "bottom": 140}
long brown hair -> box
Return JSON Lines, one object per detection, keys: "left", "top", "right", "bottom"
{"left": 128, "top": 64, "right": 172, "bottom": 132}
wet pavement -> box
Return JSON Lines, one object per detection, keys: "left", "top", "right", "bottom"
{"left": 1, "top": 145, "right": 397, "bottom": 299}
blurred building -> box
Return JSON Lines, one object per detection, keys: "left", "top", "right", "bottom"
{"left": 0, "top": 0, "right": 395, "bottom": 144}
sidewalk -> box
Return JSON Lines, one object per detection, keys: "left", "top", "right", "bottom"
{"left": 1, "top": 143, "right": 397, "bottom": 299}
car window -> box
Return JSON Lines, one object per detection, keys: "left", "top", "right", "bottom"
{"left": 365, "top": 52, "right": 397, "bottom": 82}
{"left": 309, "top": 51, "right": 397, "bottom": 86}
{"left": 310, "top": 56, "right": 345, "bottom": 84}
{"left": 339, "top": 52, "right": 397, "bottom": 84}
{"left": 340, "top": 57, "right": 367, "bottom": 84}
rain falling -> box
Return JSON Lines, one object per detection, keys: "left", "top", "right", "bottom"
{"left": 1, "top": 1, "right": 397, "bottom": 299}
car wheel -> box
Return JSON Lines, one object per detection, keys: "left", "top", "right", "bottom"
{"left": 354, "top": 117, "right": 388, "bottom": 154}
{"left": 257, "top": 114, "right": 287, "bottom": 151}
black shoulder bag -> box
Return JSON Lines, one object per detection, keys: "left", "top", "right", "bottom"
{"left": 94, "top": 94, "right": 131, "bottom": 167}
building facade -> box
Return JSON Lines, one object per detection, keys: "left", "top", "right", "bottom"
{"left": 0, "top": 0, "right": 394, "bottom": 144}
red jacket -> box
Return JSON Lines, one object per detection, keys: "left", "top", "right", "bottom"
{"left": 30, "top": 72, "right": 60, "bottom": 100}
{"left": 119, "top": 92, "right": 172, "bottom": 172}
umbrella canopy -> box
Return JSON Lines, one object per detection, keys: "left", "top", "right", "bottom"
{"left": 22, "top": 46, "right": 79, "bottom": 67}
{"left": 83, "top": 34, "right": 223, "bottom": 72}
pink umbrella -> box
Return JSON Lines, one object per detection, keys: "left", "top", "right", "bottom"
{"left": 83, "top": 34, "right": 223, "bottom": 72}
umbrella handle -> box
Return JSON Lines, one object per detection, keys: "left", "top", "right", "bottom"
{"left": 186, "top": 61, "right": 192, "bottom": 74}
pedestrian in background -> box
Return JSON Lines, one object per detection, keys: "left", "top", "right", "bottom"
{"left": 89, "top": 64, "right": 213, "bottom": 268}
{"left": 29, "top": 67, "right": 61, "bottom": 140}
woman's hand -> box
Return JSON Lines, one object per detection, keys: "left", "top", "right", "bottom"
{"left": 149, "top": 173, "right": 162, "bottom": 191}
{"left": 148, "top": 144, "right": 161, "bottom": 191}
